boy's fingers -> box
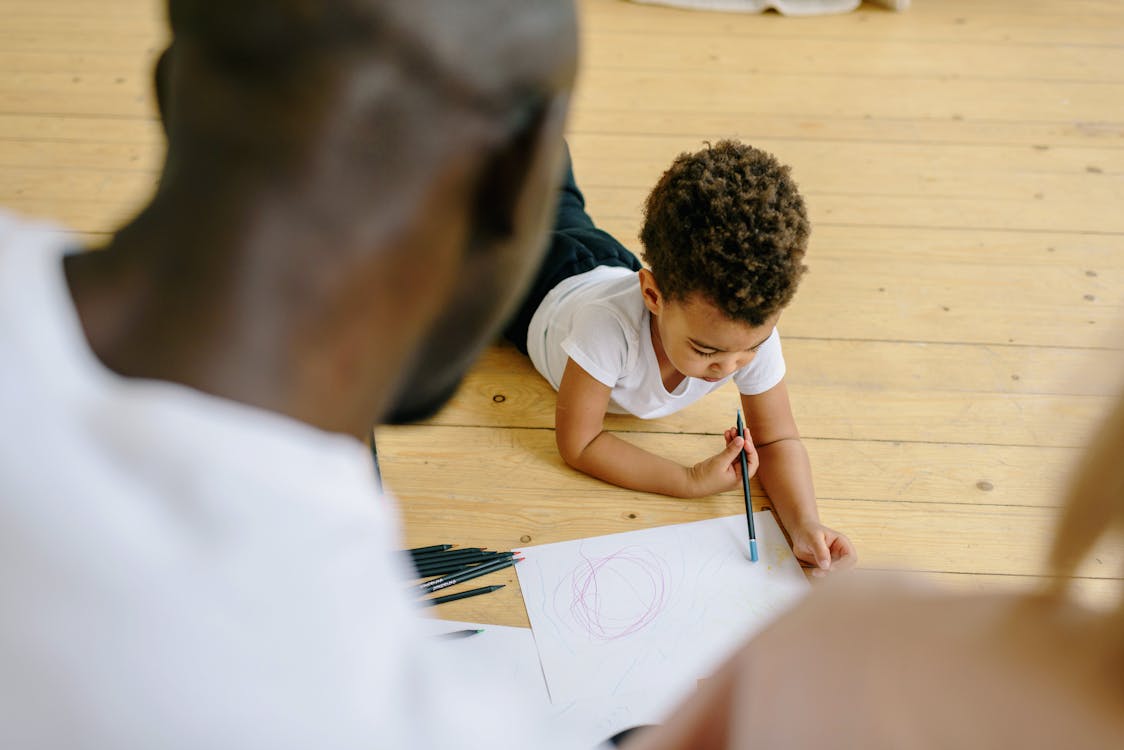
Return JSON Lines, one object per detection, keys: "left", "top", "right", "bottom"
{"left": 721, "top": 436, "right": 745, "bottom": 464}
{"left": 744, "top": 443, "right": 759, "bottom": 465}
{"left": 815, "top": 540, "right": 832, "bottom": 570}
{"left": 828, "top": 536, "right": 858, "bottom": 570}
{"left": 802, "top": 534, "right": 832, "bottom": 570}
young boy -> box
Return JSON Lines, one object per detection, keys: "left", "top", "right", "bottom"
{"left": 504, "top": 141, "right": 855, "bottom": 574}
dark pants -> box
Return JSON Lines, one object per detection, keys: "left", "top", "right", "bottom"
{"left": 502, "top": 145, "right": 642, "bottom": 354}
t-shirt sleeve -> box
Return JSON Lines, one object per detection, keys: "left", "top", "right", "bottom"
{"left": 559, "top": 304, "right": 631, "bottom": 388}
{"left": 732, "top": 328, "right": 786, "bottom": 395}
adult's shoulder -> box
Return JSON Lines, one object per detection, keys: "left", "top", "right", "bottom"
{"left": 727, "top": 574, "right": 1123, "bottom": 748}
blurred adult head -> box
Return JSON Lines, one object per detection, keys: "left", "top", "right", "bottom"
{"left": 88, "top": 0, "right": 578, "bottom": 432}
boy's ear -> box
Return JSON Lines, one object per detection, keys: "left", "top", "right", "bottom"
{"left": 638, "top": 268, "right": 664, "bottom": 315}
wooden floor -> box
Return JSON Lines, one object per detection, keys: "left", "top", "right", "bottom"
{"left": 2, "top": 0, "right": 1122, "bottom": 627}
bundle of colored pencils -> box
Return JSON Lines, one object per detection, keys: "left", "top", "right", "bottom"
{"left": 404, "top": 544, "right": 523, "bottom": 606}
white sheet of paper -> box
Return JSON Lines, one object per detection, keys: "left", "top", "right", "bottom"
{"left": 419, "top": 618, "right": 678, "bottom": 747}
{"left": 516, "top": 512, "right": 810, "bottom": 705}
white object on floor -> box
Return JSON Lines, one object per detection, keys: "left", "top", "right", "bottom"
{"left": 420, "top": 619, "right": 679, "bottom": 746}
{"left": 516, "top": 512, "right": 810, "bottom": 706}
{"left": 629, "top": 0, "right": 910, "bottom": 15}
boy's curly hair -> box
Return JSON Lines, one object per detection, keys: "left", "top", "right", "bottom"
{"left": 640, "top": 141, "right": 809, "bottom": 327}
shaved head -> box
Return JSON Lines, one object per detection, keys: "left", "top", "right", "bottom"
{"left": 157, "top": 0, "right": 576, "bottom": 180}
{"left": 71, "top": 0, "right": 578, "bottom": 434}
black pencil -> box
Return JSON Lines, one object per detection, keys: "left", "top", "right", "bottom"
{"left": 425, "top": 585, "right": 505, "bottom": 606}
{"left": 737, "top": 408, "right": 758, "bottom": 562}
{"left": 418, "top": 555, "right": 522, "bottom": 594}
{"left": 406, "top": 544, "right": 454, "bottom": 556}
{"left": 369, "top": 426, "right": 383, "bottom": 493}
{"left": 416, "top": 564, "right": 490, "bottom": 579}
{"left": 414, "top": 550, "right": 507, "bottom": 565}
{"left": 433, "top": 628, "right": 485, "bottom": 639}
{"left": 410, "top": 547, "right": 488, "bottom": 563}
{"left": 415, "top": 550, "right": 509, "bottom": 569}
{"left": 415, "top": 552, "right": 515, "bottom": 579}
{"left": 412, "top": 555, "right": 495, "bottom": 573}
{"left": 415, "top": 555, "right": 514, "bottom": 580}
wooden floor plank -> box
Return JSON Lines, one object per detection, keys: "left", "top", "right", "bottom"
{"left": 782, "top": 339, "right": 1124, "bottom": 397}
{"left": 0, "top": 49, "right": 162, "bottom": 74}
{"left": 0, "top": 113, "right": 161, "bottom": 143}
{"left": 591, "top": 189, "right": 1124, "bottom": 236}
{"left": 584, "top": 0, "right": 1124, "bottom": 47}
{"left": 570, "top": 109, "right": 1124, "bottom": 150}
{"left": 0, "top": 139, "right": 160, "bottom": 170}
{"left": 569, "top": 134, "right": 1124, "bottom": 201}
{"left": 378, "top": 424, "right": 1082, "bottom": 509}
{"left": 422, "top": 344, "right": 1118, "bottom": 448}
{"left": 581, "top": 32, "right": 1124, "bottom": 84}
{"left": 572, "top": 70, "right": 1124, "bottom": 124}
{"left": 383, "top": 439, "right": 1123, "bottom": 579}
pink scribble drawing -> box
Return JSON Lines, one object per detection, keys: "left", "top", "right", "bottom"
{"left": 565, "top": 546, "right": 669, "bottom": 641}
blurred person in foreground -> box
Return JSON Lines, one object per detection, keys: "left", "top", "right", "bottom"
{"left": 1, "top": 0, "right": 592, "bottom": 746}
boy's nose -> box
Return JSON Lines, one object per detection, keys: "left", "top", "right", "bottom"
{"left": 717, "top": 355, "right": 751, "bottom": 376}
{"left": 712, "top": 358, "right": 739, "bottom": 376}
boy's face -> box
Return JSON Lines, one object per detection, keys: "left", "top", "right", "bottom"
{"left": 641, "top": 271, "right": 777, "bottom": 382}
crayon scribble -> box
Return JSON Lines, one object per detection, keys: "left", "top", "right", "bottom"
{"left": 564, "top": 546, "right": 669, "bottom": 641}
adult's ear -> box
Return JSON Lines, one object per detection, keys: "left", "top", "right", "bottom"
{"left": 153, "top": 44, "right": 173, "bottom": 136}
{"left": 470, "top": 94, "right": 562, "bottom": 241}
{"left": 381, "top": 93, "right": 570, "bottom": 426}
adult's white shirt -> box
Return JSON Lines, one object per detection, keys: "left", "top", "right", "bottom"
{"left": 0, "top": 212, "right": 589, "bottom": 749}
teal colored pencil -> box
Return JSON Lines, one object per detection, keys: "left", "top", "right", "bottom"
{"left": 737, "top": 408, "right": 758, "bottom": 562}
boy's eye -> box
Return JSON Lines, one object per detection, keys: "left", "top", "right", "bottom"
{"left": 692, "top": 347, "right": 718, "bottom": 358}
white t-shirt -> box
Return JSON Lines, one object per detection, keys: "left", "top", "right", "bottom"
{"left": 527, "top": 267, "right": 786, "bottom": 418}
{"left": 0, "top": 212, "right": 591, "bottom": 749}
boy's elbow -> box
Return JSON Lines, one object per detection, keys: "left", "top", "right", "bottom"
{"left": 555, "top": 430, "right": 592, "bottom": 470}
{"left": 556, "top": 435, "right": 582, "bottom": 469}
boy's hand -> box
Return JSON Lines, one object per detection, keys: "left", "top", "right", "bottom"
{"left": 686, "top": 430, "right": 759, "bottom": 497}
{"left": 788, "top": 523, "right": 857, "bottom": 578}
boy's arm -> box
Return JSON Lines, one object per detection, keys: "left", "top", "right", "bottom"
{"left": 556, "top": 358, "right": 745, "bottom": 498}
{"left": 742, "top": 380, "right": 856, "bottom": 573}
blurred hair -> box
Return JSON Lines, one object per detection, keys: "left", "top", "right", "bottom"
{"left": 1050, "top": 386, "right": 1124, "bottom": 628}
